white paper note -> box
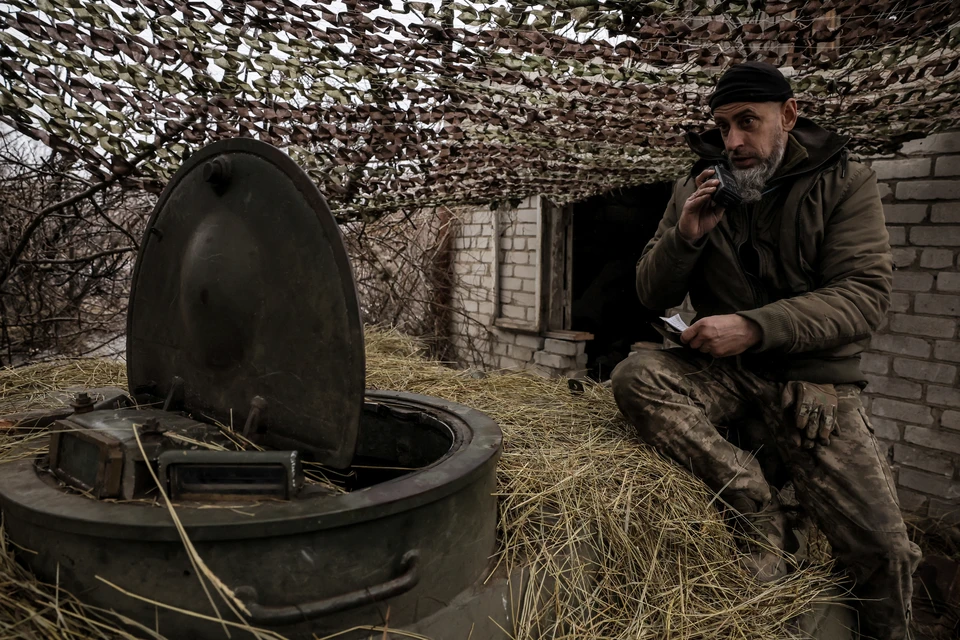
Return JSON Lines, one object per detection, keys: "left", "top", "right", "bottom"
{"left": 660, "top": 314, "right": 689, "bottom": 333}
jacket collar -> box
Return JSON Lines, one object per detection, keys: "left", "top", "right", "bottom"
{"left": 684, "top": 117, "right": 849, "bottom": 183}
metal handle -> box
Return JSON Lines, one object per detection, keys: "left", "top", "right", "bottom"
{"left": 234, "top": 550, "right": 420, "bottom": 626}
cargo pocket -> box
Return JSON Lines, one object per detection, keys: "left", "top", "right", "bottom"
{"left": 858, "top": 405, "right": 901, "bottom": 509}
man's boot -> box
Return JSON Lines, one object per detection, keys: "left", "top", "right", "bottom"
{"left": 725, "top": 492, "right": 790, "bottom": 582}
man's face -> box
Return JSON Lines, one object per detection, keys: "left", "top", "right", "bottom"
{"left": 712, "top": 101, "right": 794, "bottom": 168}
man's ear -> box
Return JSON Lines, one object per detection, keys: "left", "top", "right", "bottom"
{"left": 781, "top": 98, "right": 798, "bottom": 132}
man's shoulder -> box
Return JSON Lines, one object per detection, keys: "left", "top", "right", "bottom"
{"left": 819, "top": 157, "right": 877, "bottom": 202}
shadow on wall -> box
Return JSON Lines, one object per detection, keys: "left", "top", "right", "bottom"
{"left": 572, "top": 181, "right": 673, "bottom": 381}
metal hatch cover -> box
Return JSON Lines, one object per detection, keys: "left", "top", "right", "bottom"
{"left": 127, "top": 138, "right": 364, "bottom": 468}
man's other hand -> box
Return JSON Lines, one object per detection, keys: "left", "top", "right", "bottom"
{"left": 677, "top": 168, "right": 727, "bottom": 242}
{"left": 681, "top": 314, "right": 762, "bottom": 358}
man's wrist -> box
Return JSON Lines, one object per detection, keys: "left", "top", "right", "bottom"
{"left": 739, "top": 315, "right": 763, "bottom": 349}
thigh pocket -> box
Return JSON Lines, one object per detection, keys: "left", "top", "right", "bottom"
{"left": 857, "top": 406, "right": 901, "bottom": 508}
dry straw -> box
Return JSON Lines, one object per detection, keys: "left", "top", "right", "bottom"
{"left": 0, "top": 329, "right": 843, "bottom": 639}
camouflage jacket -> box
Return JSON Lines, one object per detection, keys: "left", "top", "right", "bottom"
{"left": 636, "top": 117, "right": 892, "bottom": 385}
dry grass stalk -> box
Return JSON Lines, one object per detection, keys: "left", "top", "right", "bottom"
{"left": 0, "top": 328, "right": 844, "bottom": 639}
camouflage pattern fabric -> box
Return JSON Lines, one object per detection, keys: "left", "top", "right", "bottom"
{"left": 611, "top": 348, "right": 922, "bottom": 640}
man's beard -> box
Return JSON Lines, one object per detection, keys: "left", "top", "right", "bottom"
{"left": 730, "top": 130, "right": 787, "bottom": 204}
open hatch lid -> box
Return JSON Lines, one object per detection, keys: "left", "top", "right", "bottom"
{"left": 127, "top": 138, "right": 364, "bottom": 469}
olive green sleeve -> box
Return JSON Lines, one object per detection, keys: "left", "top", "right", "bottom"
{"left": 635, "top": 178, "right": 706, "bottom": 310}
{"left": 738, "top": 166, "right": 892, "bottom": 353}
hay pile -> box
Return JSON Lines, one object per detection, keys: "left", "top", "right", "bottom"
{"left": 0, "top": 329, "right": 842, "bottom": 639}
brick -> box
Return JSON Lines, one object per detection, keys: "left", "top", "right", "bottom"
{"left": 899, "top": 468, "right": 960, "bottom": 499}
{"left": 501, "top": 304, "right": 525, "bottom": 320}
{"left": 516, "top": 209, "right": 539, "bottom": 224}
{"left": 893, "top": 357, "right": 957, "bottom": 384}
{"left": 870, "top": 334, "right": 931, "bottom": 358}
{"left": 508, "top": 345, "right": 535, "bottom": 362}
{"left": 893, "top": 272, "right": 934, "bottom": 292}
{"left": 928, "top": 385, "right": 960, "bottom": 408}
{"left": 931, "top": 203, "right": 960, "bottom": 223}
{"left": 533, "top": 351, "right": 574, "bottom": 369}
{"left": 942, "top": 411, "right": 960, "bottom": 431}
{"left": 928, "top": 500, "right": 960, "bottom": 526}
{"left": 514, "top": 334, "right": 544, "bottom": 349}
{"left": 503, "top": 250, "right": 528, "bottom": 265}
{"left": 889, "top": 313, "right": 955, "bottom": 338}
{"left": 864, "top": 374, "right": 922, "bottom": 400}
{"left": 521, "top": 279, "right": 536, "bottom": 293}
{"left": 935, "top": 155, "right": 960, "bottom": 176}
{"left": 900, "top": 132, "right": 960, "bottom": 155}
{"left": 513, "top": 265, "right": 537, "bottom": 279}
{"left": 873, "top": 399, "right": 934, "bottom": 424}
{"left": 915, "top": 293, "right": 960, "bottom": 316}
{"left": 897, "top": 180, "right": 960, "bottom": 201}
{"left": 921, "top": 249, "right": 955, "bottom": 269}
{"left": 891, "top": 248, "right": 917, "bottom": 268}
{"left": 905, "top": 425, "right": 960, "bottom": 454}
{"left": 497, "top": 356, "right": 525, "bottom": 370}
{"left": 887, "top": 226, "right": 907, "bottom": 245}
{"left": 501, "top": 277, "right": 523, "bottom": 290}
{"left": 938, "top": 273, "right": 960, "bottom": 292}
{"left": 910, "top": 226, "right": 960, "bottom": 246}
{"left": 890, "top": 292, "right": 911, "bottom": 313}
{"left": 897, "top": 488, "right": 929, "bottom": 513}
{"left": 936, "top": 340, "right": 960, "bottom": 362}
{"left": 883, "top": 204, "right": 927, "bottom": 224}
{"left": 877, "top": 182, "right": 893, "bottom": 200}
{"left": 543, "top": 338, "right": 578, "bottom": 356}
{"left": 872, "top": 158, "right": 931, "bottom": 181}
{"left": 894, "top": 444, "right": 954, "bottom": 476}
{"left": 504, "top": 291, "right": 535, "bottom": 307}
{"left": 869, "top": 416, "right": 901, "bottom": 441}
{"left": 861, "top": 352, "right": 890, "bottom": 374}
{"left": 517, "top": 223, "right": 538, "bottom": 237}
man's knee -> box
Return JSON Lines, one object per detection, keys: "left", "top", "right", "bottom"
{"left": 611, "top": 351, "right": 668, "bottom": 410}
{"left": 610, "top": 350, "right": 695, "bottom": 422}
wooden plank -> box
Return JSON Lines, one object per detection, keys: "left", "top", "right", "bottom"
{"left": 545, "top": 330, "right": 594, "bottom": 341}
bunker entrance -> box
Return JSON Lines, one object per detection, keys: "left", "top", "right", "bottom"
{"left": 570, "top": 181, "right": 673, "bottom": 380}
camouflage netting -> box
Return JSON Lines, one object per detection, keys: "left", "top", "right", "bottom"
{"left": 2, "top": 0, "right": 960, "bottom": 218}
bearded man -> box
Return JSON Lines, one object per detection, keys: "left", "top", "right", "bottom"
{"left": 610, "top": 62, "right": 922, "bottom": 639}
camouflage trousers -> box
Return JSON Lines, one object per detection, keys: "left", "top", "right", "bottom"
{"left": 610, "top": 349, "right": 922, "bottom": 640}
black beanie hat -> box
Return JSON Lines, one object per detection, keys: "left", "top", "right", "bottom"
{"left": 708, "top": 61, "right": 794, "bottom": 111}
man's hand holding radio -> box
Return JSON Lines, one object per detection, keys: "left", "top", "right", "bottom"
{"left": 678, "top": 168, "right": 727, "bottom": 242}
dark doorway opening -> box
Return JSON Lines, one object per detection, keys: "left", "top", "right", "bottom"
{"left": 571, "top": 182, "right": 673, "bottom": 381}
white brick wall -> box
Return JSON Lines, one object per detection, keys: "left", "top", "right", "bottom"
{"left": 861, "top": 130, "right": 960, "bottom": 524}
{"left": 448, "top": 195, "right": 588, "bottom": 377}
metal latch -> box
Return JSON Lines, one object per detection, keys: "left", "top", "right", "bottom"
{"left": 158, "top": 450, "right": 303, "bottom": 501}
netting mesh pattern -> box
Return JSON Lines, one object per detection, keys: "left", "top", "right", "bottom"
{"left": 2, "top": 0, "right": 959, "bottom": 217}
